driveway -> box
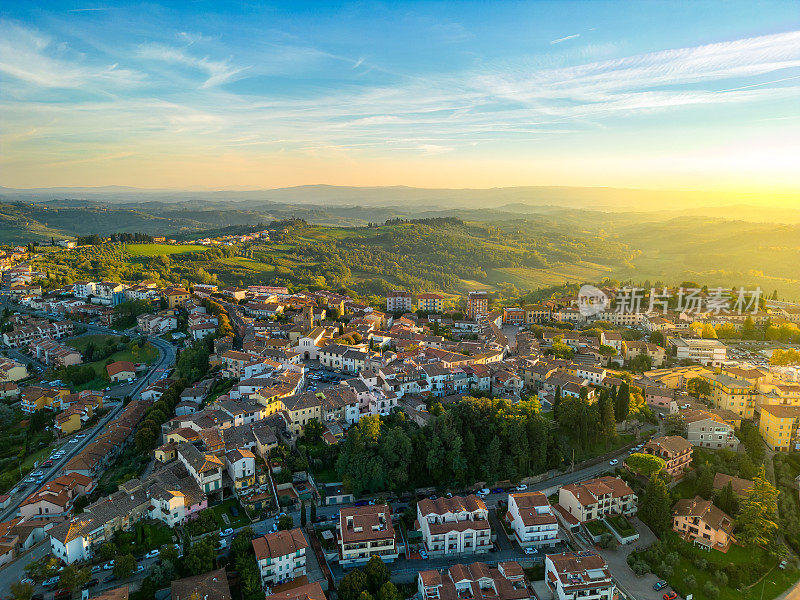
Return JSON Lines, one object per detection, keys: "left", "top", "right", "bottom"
{"left": 594, "top": 518, "right": 664, "bottom": 600}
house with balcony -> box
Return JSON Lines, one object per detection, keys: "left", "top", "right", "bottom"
{"left": 417, "top": 495, "right": 491, "bottom": 557}
{"left": 225, "top": 448, "right": 256, "bottom": 492}
{"left": 505, "top": 492, "right": 559, "bottom": 549}
{"left": 418, "top": 561, "right": 533, "bottom": 600}
{"left": 544, "top": 551, "right": 615, "bottom": 600}
{"left": 683, "top": 410, "right": 740, "bottom": 450}
{"left": 252, "top": 528, "right": 308, "bottom": 587}
{"left": 178, "top": 443, "right": 224, "bottom": 495}
{"left": 672, "top": 496, "right": 734, "bottom": 552}
{"left": 759, "top": 404, "right": 800, "bottom": 452}
{"left": 556, "top": 477, "right": 637, "bottom": 527}
{"left": 643, "top": 435, "right": 693, "bottom": 480}
{"left": 338, "top": 504, "right": 398, "bottom": 567}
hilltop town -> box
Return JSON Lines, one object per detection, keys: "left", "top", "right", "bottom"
{"left": 0, "top": 239, "right": 799, "bottom": 600}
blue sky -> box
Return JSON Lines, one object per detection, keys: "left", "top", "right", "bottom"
{"left": 1, "top": 1, "right": 799, "bottom": 191}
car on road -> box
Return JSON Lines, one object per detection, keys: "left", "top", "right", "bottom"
{"left": 609, "top": 459, "right": 619, "bottom": 466}
{"left": 103, "top": 560, "right": 115, "bottom": 570}
{"left": 135, "top": 565, "right": 145, "bottom": 574}
{"left": 653, "top": 581, "right": 668, "bottom": 591}
{"left": 21, "top": 578, "right": 34, "bottom": 585}
{"left": 145, "top": 549, "right": 160, "bottom": 559}
{"left": 515, "top": 484, "right": 528, "bottom": 491}
{"left": 31, "top": 470, "right": 43, "bottom": 477}
{"left": 419, "top": 549, "right": 428, "bottom": 559}
{"left": 220, "top": 528, "right": 234, "bottom": 537}
{"left": 91, "top": 565, "right": 103, "bottom": 574}
{"left": 663, "top": 592, "right": 678, "bottom": 600}
{"left": 524, "top": 547, "right": 538, "bottom": 555}
{"left": 43, "top": 460, "right": 53, "bottom": 467}
{"left": 476, "top": 488, "right": 490, "bottom": 497}
{"left": 491, "top": 488, "right": 504, "bottom": 494}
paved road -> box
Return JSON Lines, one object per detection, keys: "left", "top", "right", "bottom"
{"left": 0, "top": 333, "right": 175, "bottom": 524}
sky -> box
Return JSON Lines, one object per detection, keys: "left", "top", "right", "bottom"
{"left": 1, "top": 1, "right": 799, "bottom": 193}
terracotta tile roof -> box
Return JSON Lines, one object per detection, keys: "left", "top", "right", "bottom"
{"left": 172, "top": 568, "right": 231, "bottom": 600}
{"left": 252, "top": 528, "right": 308, "bottom": 560}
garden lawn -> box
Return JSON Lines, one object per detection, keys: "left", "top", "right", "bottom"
{"left": 210, "top": 498, "right": 250, "bottom": 529}
{"left": 80, "top": 341, "right": 159, "bottom": 378}
{"left": 641, "top": 534, "right": 799, "bottom": 600}
{"left": 585, "top": 520, "right": 611, "bottom": 537}
{"left": 606, "top": 515, "right": 636, "bottom": 537}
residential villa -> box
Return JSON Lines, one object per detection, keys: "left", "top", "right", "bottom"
{"left": 544, "top": 551, "right": 615, "bottom": 600}
{"left": 252, "top": 528, "right": 308, "bottom": 587}
{"left": 417, "top": 495, "right": 492, "bottom": 557}
{"left": 338, "top": 504, "right": 398, "bottom": 567}
{"left": 672, "top": 496, "right": 734, "bottom": 552}
{"left": 505, "top": 492, "right": 559, "bottom": 549}
{"left": 643, "top": 435, "right": 693, "bottom": 480}
{"left": 556, "top": 477, "right": 637, "bottom": 527}
{"left": 418, "top": 562, "right": 533, "bottom": 600}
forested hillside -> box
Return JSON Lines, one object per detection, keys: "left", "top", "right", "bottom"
{"left": 16, "top": 209, "right": 800, "bottom": 301}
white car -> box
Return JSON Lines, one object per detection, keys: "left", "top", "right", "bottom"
{"left": 219, "top": 528, "right": 234, "bottom": 537}
{"left": 144, "top": 549, "right": 160, "bottom": 559}
{"left": 515, "top": 484, "right": 528, "bottom": 491}
{"left": 135, "top": 565, "right": 145, "bottom": 573}
{"left": 103, "top": 560, "right": 115, "bottom": 570}
{"left": 609, "top": 459, "right": 619, "bottom": 466}
{"left": 524, "top": 547, "right": 538, "bottom": 555}
{"left": 476, "top": 488, "right": 490, "bottom": 497}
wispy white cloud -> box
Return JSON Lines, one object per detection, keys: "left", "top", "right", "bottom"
{"left": 551, "top": 34, "right": 580, "bottom": 45}
{"left": 0, "top": 20, "right": 143, "bottom": 89}
{"left": 138, "top": 42, "right": 247, "bottom": 88}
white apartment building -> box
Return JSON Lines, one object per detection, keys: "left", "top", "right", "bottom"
{"left": 72, "top": 281, "right": 96, "bottom": 299}
{"left": 417, "top": 495, "right": 491, "bottom": 557}
{"left": 386, "top": 290, "right": 414, "bottom": 313}
{"left": 544, "top": 552, "right": 615, "bottom": 600}
{"left": 671, "top": 338, "right": 727, "bottom": 366}
{"left": 506, "top": 492, "right": 559, "bottom": 549}
{"left": 252, "top": 528, "right": 308, "bottom": 587}
{"left": 338, "top": 504, "right": 398, "bottom": 567}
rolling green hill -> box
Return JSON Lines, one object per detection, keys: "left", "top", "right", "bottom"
{"left": 27, "top": 215, "right": 800, "bottom": 300}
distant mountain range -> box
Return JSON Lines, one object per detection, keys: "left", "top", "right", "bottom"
{"left": 1, "top": 184, "right": 798, "bottom": 220}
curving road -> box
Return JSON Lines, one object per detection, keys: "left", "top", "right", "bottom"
{"left": 0, "top": 321, "right": 176, "bottom": 522}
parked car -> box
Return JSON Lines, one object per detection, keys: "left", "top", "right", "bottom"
{"left": 144, "top": 549, "right": 160, "bottom": 559}
{"left": 87, "top": 578, "right": 99, "bottom": 587}
{"left": 663, "top": 592, "right": 678, "bottom": 600}
{"left": 135, "top": 565, "right": 145, "bottom": 574}
{"left": 515, "top": 484, "right": 528, "bottom": 491}
{"left": 419, "top": 549, "right": 428, "bottom": 560}
{"left": 477, "top": 488, "right": 490, "bottom": 497}
{"left": 219, "top": 528, "right": 234, "bottom": 537}
{"left": 653, "top": 581, "right": 668, "bottom": 591}
{"left": 524, "top": 547, "right": 538, "bottom": 555}
{"left": 91, "top": 565, "right": 103, "bottom": 574}
{"left": 609, "top": 459, "right": 619, "bottom": 466}
{"left": 103, "top": 561, "right": 115, "bottom": 570}
{"left": 491, "top": 488, "right": 504, "bottom": 494}
{"left": 43, "top": 577, "right": 61, "bottom": 588}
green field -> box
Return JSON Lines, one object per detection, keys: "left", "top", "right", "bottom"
{"left": 65, "top": 334, "right": 121, "bottom": 352}
{"left": 124, "top": 243, "right": 207, "bottom": 256}
{"left": 65, "top": 335, "right": 158, "bottom": 378}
